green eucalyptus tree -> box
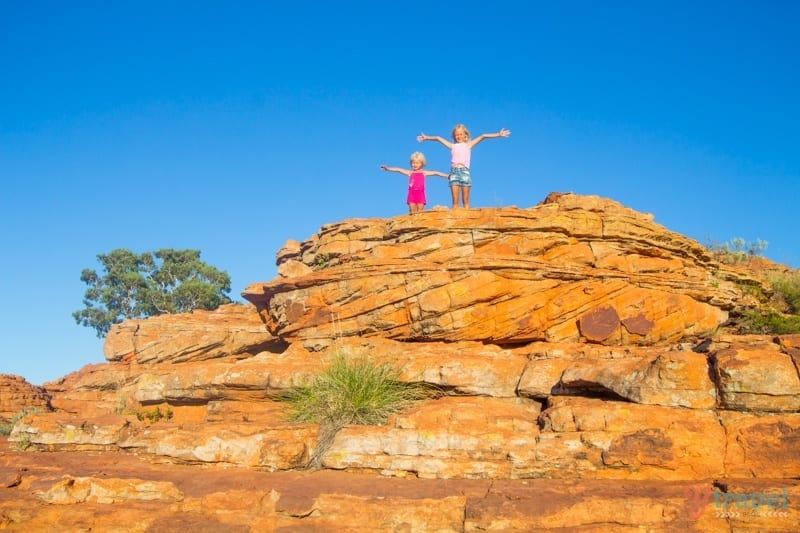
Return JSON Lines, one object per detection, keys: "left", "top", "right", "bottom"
{"left": 73, "top": 248, "right": 232, "bottom": 337}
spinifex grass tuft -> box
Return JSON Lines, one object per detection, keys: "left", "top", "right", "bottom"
{"left": 284, "top": 351, "right": 433, "bottom": 429}
{"left": 281, "top": 351, "right": 436, "bottom": 469}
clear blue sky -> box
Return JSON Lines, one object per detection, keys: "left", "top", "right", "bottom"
{"left": 2, "top": 1, "right": 798, "bottom": 385}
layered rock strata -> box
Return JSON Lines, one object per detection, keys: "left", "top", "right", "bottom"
{"left": 3, "top": 195, "right": 798, "bottom": 531}
{"left": 243, "top": 195, "right": 755, "bottom": 348}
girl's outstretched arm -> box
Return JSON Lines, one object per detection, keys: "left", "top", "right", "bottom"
{"left": 417, "top": 133, "right": 452, "bottom": 148}
{"left": 469, "top": 128, "right": 511, "bottom": 148}
{"left": 380, "top": 165, "right": 411, "bottom": 176}
{"left": 425, "top": 170, "right": 449, "bottom": 178}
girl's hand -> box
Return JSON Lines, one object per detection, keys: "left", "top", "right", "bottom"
{"left": 499, "top": 128, "right": 511, "bottom": 137}
{"left": 379, "top": 165, "right": 388, "bottom": 170}
{"left": 417, "top": 133, "right": 427, "bottom": 142}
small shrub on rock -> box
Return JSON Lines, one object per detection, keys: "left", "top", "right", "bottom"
{"left": 283, "top": 351, "right": 433, "bottom": 428}
{"left": 738, "top": 271, "right": 800, "bottom": 334}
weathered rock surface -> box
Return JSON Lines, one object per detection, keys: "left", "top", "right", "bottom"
{"left": 103, "top": 302, "right": 283, "bottom": 364}
{"left": 713, "top": 338, "right": 800, "bottom": 412}
{"left": 243, "top": 195, "right": 754, "bottom": 348}
{"left": 2, "top": 439, "right": 798, "bottom": 531}
{"left": 0, "top": 374, "right": 51, "bottom": 423}
{"left": 2, "top": 194, "right": 799, "bottom": 531}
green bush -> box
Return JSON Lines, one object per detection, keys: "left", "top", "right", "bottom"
{"left": 740, "top": 310, "right": 800, "bottom": 335}
{"left": 283, "top": 352, "right": 434, "bottom": 429}
{"left": 769, "top": 271, "right": 800, "bottom": 314}
{"left": 737, "top": 271, "right": 800, "bottom": 334}
{"left": 312, "top": 253, "right": 332, "bottom": 271}
{"left": 707, "top": 237, "right": 768, "bottom": 265}
{"left": 0, "top": 409, "right": 41, "bottom": 437}
{"left": 135, "top": 406, "right": 173, "bottom": 424}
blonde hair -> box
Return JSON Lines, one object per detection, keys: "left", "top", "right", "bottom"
{"left": 451, "top": 124, "right": 470, "bottom": 141}
{"left": 409, "top": 151, "right": 427, "bottom": 166}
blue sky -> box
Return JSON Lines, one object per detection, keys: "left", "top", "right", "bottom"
{"left": 2, "top": 1, "right": 798, "bottom": 385}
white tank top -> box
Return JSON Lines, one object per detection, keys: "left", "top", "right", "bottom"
{"left": 451, "top": 142, "right": 471, "bottom": 167}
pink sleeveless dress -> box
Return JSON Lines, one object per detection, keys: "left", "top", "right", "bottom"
{"left": 407, "top": 171, "right": 426, "bottom": 204}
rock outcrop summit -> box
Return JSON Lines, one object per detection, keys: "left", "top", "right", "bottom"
{"left": 243, "top": 194, "right": 748, "bottom": 347}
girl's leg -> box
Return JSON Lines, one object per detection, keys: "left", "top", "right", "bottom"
{"left": 450, "top": 184, "right": 460, "bottom": 208}
{"left": 461, "top": 186, "right": 470, "bottom": 208}
{"left": 410, "top": 203, "right": 423, "bottom": 213}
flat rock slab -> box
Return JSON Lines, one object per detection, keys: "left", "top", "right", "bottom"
{"left": 2, "top": 440, "right": 798, "bottom": 531}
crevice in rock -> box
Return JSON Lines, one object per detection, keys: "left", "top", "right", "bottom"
{"left": 141, "top": 398, "right": 205, "bottom": 407}
{"left": 493, "top": 340, "right": 536, "bottom": 350}
{"left": 780, "top": 342, "right": 800, "bottom": 384}
{"left": 428, "top": 385, "right": 469, "bottom": 397}
{"left": 706, "top": 352, "right": 723, "bottom": 409}
{"left": 551, "top": 382, "right": 632, "bottom": 403}
{"left": 692, "top": 338, "right": 713, "bottom": 353}
{"left": 279, "top": 507, "right": 323, "bottom": 519}
{"left": 244, "top": 338, "right": 290, "bottom": 355}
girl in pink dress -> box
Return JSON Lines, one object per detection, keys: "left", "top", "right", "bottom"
{"left": 380, "top": 152, "right": 448, "bottom": 214}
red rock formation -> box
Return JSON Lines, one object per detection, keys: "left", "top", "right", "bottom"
{"left": 243, "top": 195, "right": 751, "bottom": 348}
{"left": 0, "top": 374, "right": 51, "bottom": 423}
{"left": 2, "top": 194, "right": 798, "bottom": 531}
{"left": 104, "top": 302, "right": 283, "bottom": 364}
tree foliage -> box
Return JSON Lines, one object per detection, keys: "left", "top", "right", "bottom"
{"left": 73, "top": 248, "right": 232, "bottom": 337}
{"left": 707, "top": 237, "right": 768, "bottom": 265}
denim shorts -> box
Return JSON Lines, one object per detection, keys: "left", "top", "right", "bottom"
{"left": 449, "top": 166, "right": 471, "bottom": 187}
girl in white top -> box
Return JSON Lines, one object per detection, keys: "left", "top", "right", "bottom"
{"left": 417, "top": 124, "right": 510, "bottom": 208}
